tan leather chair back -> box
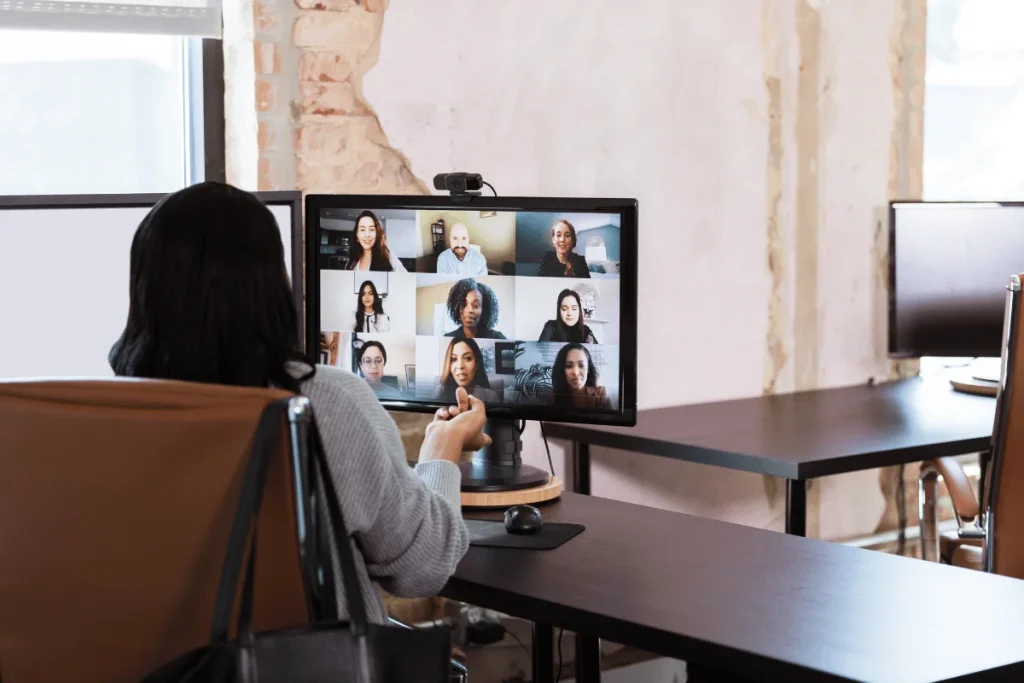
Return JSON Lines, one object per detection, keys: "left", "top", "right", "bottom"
{"left": 0, "top": 378, "right": 311, "bottom": 682}
{"left": 987, "top": 274, "right": 1024, "bottom": 578}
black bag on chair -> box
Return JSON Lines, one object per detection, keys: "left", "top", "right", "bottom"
{"left": 141, "top": 400, "right": 453, "bottom": 683}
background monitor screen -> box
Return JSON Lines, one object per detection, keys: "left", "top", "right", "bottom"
{"left": 0, "top": 191, "right": 302, "bottom": 380}
{"left": 890, "top": 201, "right": 1024, "bottom": 358}
{"left": 306, "top": 195, "right": 638, "bottom": 426}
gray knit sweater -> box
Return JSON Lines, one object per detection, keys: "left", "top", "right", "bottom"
{"left": 300, "top": 365, "right": 469, "bottom": 624}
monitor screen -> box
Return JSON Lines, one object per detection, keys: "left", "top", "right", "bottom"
{"left": 0, "top": 191, "right": 302, "bottom": 380}
{"left": 890, "top": 201, "right": 1024, "bottom": 358}
{"left": 305, "top": 195, "right": 638, "bottom": 426}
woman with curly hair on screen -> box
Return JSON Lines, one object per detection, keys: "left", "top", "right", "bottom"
{"left": 434, "top": 337, "right": 501, "bottom": 404}
{"left": 354, "top": 280, "right": 390, "bottom": 333}
{"left": 444, "top": 278, "right": 507, "bottom": 340}
{"left": 538, "top": 289, "right": 598, "bottom": 344}
{"left": 550, "top": 343, "right": 613, "bottom": 410}
{"left": 346, "top": 210, "right": 407, "bottom": 272}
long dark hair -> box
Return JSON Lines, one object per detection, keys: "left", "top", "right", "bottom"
{"left": 109, "top": 181, "right": 313, "bottom": 393}
{"left": 446, "top": 278, "right": 499, "bottom": 334}
{"left": 553, "top": 289, "right": 586, "bottom": 342}
{"left": 346, "top": 210, "right": 394, "bottom": 271}
{"left": 354, "top": 280, "right": 385, "bottom": 330}
{"left": 551, "top": 343, "right": 598, "bottom": 407}
{"left": 439, "top": 337, "right": 491, "bottom": 400}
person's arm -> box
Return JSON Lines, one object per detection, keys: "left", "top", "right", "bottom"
{"left": 436, "top": 250, "right": 452, "bottom": 274}
{"left": 376, "top": 314, "right": 391, "bottom": 333}
{"left": 390, "top": 252, "right": 408, "bottom": 272}
{"left": 313, "top": 376, "right": 472, "bottom": 597}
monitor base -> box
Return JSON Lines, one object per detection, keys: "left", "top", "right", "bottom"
{"left": 457, "top": 418, "right": 551, "bottom": 493}
{"left": 969, "top": 357, "right": 1002, "bottom": 384}
{"left": 459, "top": 461, "right": 551, "bottom": 493}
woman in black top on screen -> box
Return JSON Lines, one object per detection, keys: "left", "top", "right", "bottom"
{"left": 550, "top": 343, "right": 613, "bottom": 411}
{"left": 538, "top": 289, "right": 598, "bottom": 344}
{"left": 434, "top": 337, "right": 502, "bottom": 404}
{"left": 444, "top": 278, "right": 506, "bottom": 340}
{"left": 537, "top": 219, "right": 590, "bottom": 278}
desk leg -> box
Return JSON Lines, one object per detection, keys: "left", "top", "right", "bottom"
{"left": 573, "top": 442, "right": 591, "bottom": 495}
{"left": 575, "top": 634, "right": 601, "bottom": 682}
{"left": 533, "top": 622, "right": 554, "bottom": 683}
{"left": 785, "top": 479, "right": 807, "bottom": 537}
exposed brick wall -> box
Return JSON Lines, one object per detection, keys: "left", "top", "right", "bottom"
{"left": 224, "top": 0, "right": 433, "bottom": 457}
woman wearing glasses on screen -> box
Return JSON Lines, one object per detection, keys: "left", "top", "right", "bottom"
{"left": 444, "top": 278, "right": 507, "bottom": 340}
{"left": 550, "top": 343, "right": 613, "bottom": 410}
{"left": 354, "top": 280, "right": 391, "bottom": 333}
{"left": 346, "top": 210, "right": 407, "bottom": 272}
{"left": 435, "top": 338, "right": 501, "bottom": 404}
{"left": 357, "top": 340, "right": 404, "bottom": 399}
{"left": 538, "top": 289, "right": 598, "bottom": 344}
{"left": 537, "top": 219, "right": 590, "bottom": 278}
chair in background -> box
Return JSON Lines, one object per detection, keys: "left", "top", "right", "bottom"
{"left": 919, "top": 273, "right": 1024, "bottom": 578}
{"left": 0, "top": 378, "right": 313, "bottom": 683}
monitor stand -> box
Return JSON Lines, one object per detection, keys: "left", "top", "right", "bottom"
{"left": 948, "top": 357, "right": 1001, "bottom": 397}
{"left": 969, "top": 357, "right": 1002, "bottom": 383}
{"left": 459, "top": 418, "right": 550, "bottom": 493}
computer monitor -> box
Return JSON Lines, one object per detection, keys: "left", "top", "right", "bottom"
{"left": 0, "top": 191, "right": 302, "bottom": 380}
{"left": 305, "top": 194, "right": 638, "bottom": 492}
{"left": 889, "top": 201, "right": 1024, "bottom": 368}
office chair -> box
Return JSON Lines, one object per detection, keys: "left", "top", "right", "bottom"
{"left": 919, "top": 273, "right": 1024, "bottom": 577}
{"left": 0, "top": 378, "right": 310, "bottom": 682}
{"left": 0, "top": 377, "right": 469, "bottom": 682}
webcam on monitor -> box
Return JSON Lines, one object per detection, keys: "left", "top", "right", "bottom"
{"left": 433, "top": 172, "right": 483, "bottom": 196}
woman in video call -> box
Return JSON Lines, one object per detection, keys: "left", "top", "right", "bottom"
{"left": 435, "top": 338, "right": 501, "bottom": 404}
{"left": 354, "top": 280, "right": 391, "bottom": 333}
{"left": 109, "top": 182, "right": 485, "bottom": 625}
{"left": 445, "top": 278, "right": 507, "bottom": 340}
{"left": 539, "top": 289, "right": 598, "bottom": 344}
{"left": 356, "top": 340, "right": 403, "bottom": 399}
{"left": 346, "top": 210, "right": 407, "bottom": 272}
{"left": 550, "top": 342, "right": 613, "bottom": 410}
{"left": 537, "top": 219, "right": 590, "bottom": 278}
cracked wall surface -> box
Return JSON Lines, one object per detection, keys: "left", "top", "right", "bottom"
{"left": 224, "top": 0, "right": 928, "bottom": 543}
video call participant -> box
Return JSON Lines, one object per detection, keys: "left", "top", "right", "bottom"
{"left": 354, "top": 280, "right": 390, "bottom": 333}
{"left": 436, "top": 223, "right": 487, "bottom": 276}
{"left": 537, "top": 219, "right": 590, "bottom": 278}
{"left": 550, "top": 342, "right": 613, "bottom": 410}
{"left": 445, "top": 278, "right": 507, "bottom": 340}
{"left": 356, "top": 340, "right": 404, "bottom": 399}
{"left": 435, "top": 338, "right": 501, "bottom": 404}
{"left": 109, "top": 181, "right": 483, "bottom": 624}
{"left": 346, "top": 210, "right": 407, "bottom": 272}
{"left": 538, "top": 289, "right": 598, "bottom": 344}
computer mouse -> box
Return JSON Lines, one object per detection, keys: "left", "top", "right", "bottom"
{"left": 504, "top": 504, "right": 543, "bottom": 535}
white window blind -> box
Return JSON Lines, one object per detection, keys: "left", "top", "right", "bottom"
{"left": 0, "top": 0, "right": 220, "bottom": 37}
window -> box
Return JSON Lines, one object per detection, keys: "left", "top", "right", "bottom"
{"left": 0, "top": 28, "right": 204, "bottom": 194}
{"left": 923, "top": 0, "right": 1024, "bottom": 199}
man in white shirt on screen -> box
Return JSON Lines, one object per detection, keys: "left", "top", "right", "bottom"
{"left": 436, "top": 223, "right": 488, "bottom": 276}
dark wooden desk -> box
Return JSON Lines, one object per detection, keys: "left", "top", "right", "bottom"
{"left": 543, "top": 377, "right": 996, "bottom": 535}
{"left": 446, "top": 492, "right": 1024, "bottom": 683}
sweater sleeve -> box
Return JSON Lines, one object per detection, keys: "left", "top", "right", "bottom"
{"left": 310, "top": 370, "right": 468, "bottom": 597}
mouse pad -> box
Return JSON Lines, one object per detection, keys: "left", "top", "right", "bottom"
{"left": 466, "top": 520, "right": 585, "bottom": 550}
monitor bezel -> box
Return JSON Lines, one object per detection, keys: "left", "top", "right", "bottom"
{"left": 888, "top": 199, "right": 1022, "bottom": 359}
{"left": 0, "top": 190, "right": 305, "bottom": 339}
{"left": 305, "top": 193, "right": 639, "bottom": 427}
